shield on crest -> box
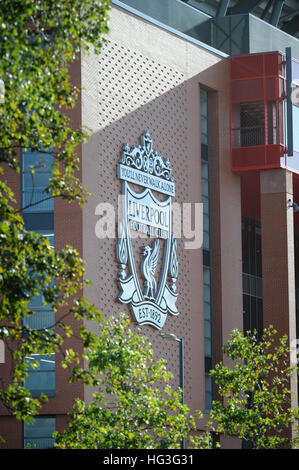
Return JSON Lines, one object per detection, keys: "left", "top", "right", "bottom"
{"left": 116, "top": 132, "right": 179, "bottom": 329}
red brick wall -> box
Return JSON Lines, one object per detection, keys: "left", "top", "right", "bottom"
{"left": 0, "top": 57, "right": 84, "bottom": 448}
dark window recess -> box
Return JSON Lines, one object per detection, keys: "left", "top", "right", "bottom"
{"left": 201, "top": 143, "right": 209, "bottom": 161}
{"left": 203, "top": 249, "right": 211, "bottom": 267}
{"left": 242, "top": 217, "right": 262, "bottom": 278}
{"left": 243, "top": 294, "right": 263, "bottom": 338}
{"left": 205, "top": 356, "right": 212, "bottom": 373}
{"left": 242, "top": 217, "right": 263, "bottom": 337}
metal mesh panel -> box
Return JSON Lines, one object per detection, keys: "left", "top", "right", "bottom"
{"left": 233, "top": 101, "right": 265, "bottom": 147}
{"left": 231, "top": 78, "right": 264, "bottom": 102}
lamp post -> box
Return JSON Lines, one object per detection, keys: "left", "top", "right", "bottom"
{"left": 159, "top": 332, "right": 184, "bottom": 448}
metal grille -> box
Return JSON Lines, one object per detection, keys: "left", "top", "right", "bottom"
{"left": 233, "top": 101, "right": 265, "bottom": 147}
{"left": 233, "top": 125, "right": 265, "bottom": 147}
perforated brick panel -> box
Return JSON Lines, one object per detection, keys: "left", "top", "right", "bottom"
{"left": 82, "top": 32, "right": 201, "bottom": 407}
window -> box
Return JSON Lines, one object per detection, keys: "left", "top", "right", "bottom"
{"left": 201, "top": 88, "right": 212, "bottom": 411}
{"left": 22, "top": 148, "right": 54, "bottom": 213}
{"left": 23, "top": 304, "right": 55, "bottom": 397}
{"left": 242, "top": 217, "right": 263, "bottom": 337}
{"left": 204, "top": 267, "right": 212, "bottom": 410}
{"left": 22, "top": 150, "right": 55, "bottom": 397}
{"left": 23, "top": 231, "right": 55, "bottom": 397}
{"left": 23, "top": 416, "right": 56, "bottom": 449}
{"left": 202, "top": 160, "right": 210, "bottom": 251}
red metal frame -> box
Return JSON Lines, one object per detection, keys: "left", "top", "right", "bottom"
{"left": 230, "top": 51, "right": 287, "bottom": 174}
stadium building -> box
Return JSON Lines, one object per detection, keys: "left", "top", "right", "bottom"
{"left": 1, "top": 0, "right": 299, "bottom": 449}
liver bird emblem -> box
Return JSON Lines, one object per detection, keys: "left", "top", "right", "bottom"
{"left": 141, "top": 239, "right": 160, "bottom": 300}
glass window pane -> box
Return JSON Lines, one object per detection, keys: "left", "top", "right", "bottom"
{"left": 201, "top": 161, "right": 209, "bottom": 178}
{"left": 23, "top": 172, "right": 51, "bottom": 189}
{"left": 24, "top": 416, "right": 56, "bottom": 438}
{"left": 202, "top": 200, "right": 209, "bottom": 216}
{"left": 204, "top": 301, "right": 211, "bottom": 320}
{"left": 22, "top": 149, "right": 54, "bottom": 213}
{"left": 22, "top": 151, "right": 53, "bottom": 173}
{"left": 24, "top": 371, "right": 55, "bottom": 395}
{"left": 24, "top": 416, "right": 56, "bottom": 449}
{"left": 201, "top": 132, "right": 208, "bottom": 145}
{"left": 23, "top": 308, "right": 55, "bottom": 396}
{"left": 205, "top": 374, "right": 212, "bottom": 410}
{"left": 250, "top": 296, "right": 258, "bottom": 332}
{"left": 250, "top": 275, "right": 257, "bottom": 297}
{"left": 203, "top": 231, "right": 210, "bottom": 250}
{"left": 203, "top": 268, "right": 211, "bottom": 285}
{"left": 201, "top": 115, "right": 208, "bottom": 136}
{"left": 204, "top": 284, "right": 211, "bottom": 302}
{"left": 201, "top": 143, "right": 209, "bottom": 160}
{"left": 243, "top": 294, "right": 251, "bottom": 333}
{"left": 202, "top": 178, "right": 209, "bottom": 198}
{"left": 256, "top": 277, "right": 263, "bottom": 299}
{"left": 204, "top": 319, "right": 211, "bottom": 339}
{"left": 201, "top": 89, "right": 212, "bottom": 412}
{"left": 203, "top": 213, "right": 210, "bottom": 231}
{"left": 38, "top": 231, "right": 54, "bottom": 248}
{"left": 24, "top": 437, "right": 55, "bottom": 449}
{"left": 27, "top": 292, "right": 43, "bottom": 308}
{"left": 22, "top": 190, "right": 54, "bottom": 212}
{"left": 204, "top": 337, "right": 212, "bottom": 357}
{"left": 243, "top": 273, "right": 250, "bottom": 295}
{"left": 23, "top": 213, "right": 54, "bottom": 232}
{"left": 23, "top": 309, "right": 55, "bottom": 330}
{"left": 200, "top": 90, "right": 208, "bottom": 116}
{"left": 25, "top": 353, "right": 55, "bottom": 372}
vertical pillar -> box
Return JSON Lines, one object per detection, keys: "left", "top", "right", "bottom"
{"left": 260, "top": 169, "right": 298, "bottom": 417}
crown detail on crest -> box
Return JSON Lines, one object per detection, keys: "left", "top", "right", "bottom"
{"left": 120, "top": 131, "right": 174, "bottom": 182}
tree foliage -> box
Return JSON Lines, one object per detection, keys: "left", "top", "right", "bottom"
{"left": 208, "top": 326, "right": 299, "bottom": 449}
{"left": 0, "top": 0, "right": 110, "bottom": 428}
{"left": 54, "top": 313, "right": 212, "bottom": 449}
{"left": 0, "top": 0, "right": 110, "bottom": 202}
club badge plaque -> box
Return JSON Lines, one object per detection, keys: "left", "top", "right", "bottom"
{"left": 116, "top": 131, "right": 179, "bottom": 329}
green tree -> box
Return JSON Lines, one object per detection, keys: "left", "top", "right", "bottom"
{"left": 208, "top": 326, "right": 299, "bottom": 449}
{"left": 1, "top": 0, "right": 110, "bottom": 200}
{"left": 0, "top": 0, "right": 110, "bottom": 429}
{"left": 54, "top": 313, "right": 212, "bottom": 449}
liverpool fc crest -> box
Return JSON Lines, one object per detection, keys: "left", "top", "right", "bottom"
{"left": 116, "top": 131, "right": 179, "bottom": 329}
